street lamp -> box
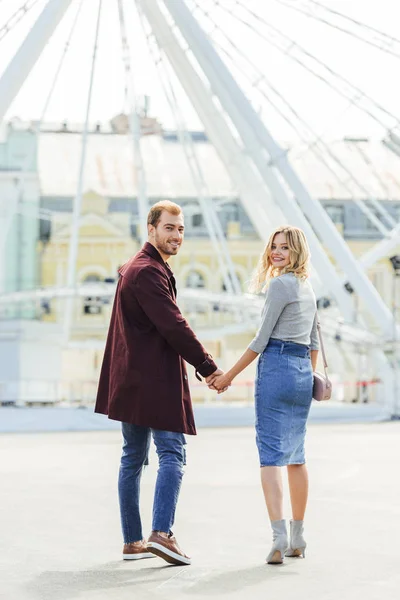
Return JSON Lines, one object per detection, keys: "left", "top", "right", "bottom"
{"left": 389, "top": 255, "right": 400, "bottom": 419}
{"left": 344, "top": 281, "right": 365, "bottom": 402}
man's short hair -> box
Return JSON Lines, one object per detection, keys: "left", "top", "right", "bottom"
{"left": 147, "top": 200, "right": 182, "bottom": 227}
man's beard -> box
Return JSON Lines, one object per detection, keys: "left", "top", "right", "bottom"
{"left": 155, "top": 233, "right": 179, "bottom": 256}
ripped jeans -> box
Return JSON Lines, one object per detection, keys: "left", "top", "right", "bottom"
{"left": 118, "top": 423, "right": 187, "bottom": 544}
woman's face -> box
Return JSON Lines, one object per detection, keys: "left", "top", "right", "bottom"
{"left": 270, "top": 233, "right": 290, "bottom": 269}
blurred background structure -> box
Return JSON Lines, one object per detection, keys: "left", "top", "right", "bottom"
{"left": 1, "top": 0, "right": 400, "bottom": 418}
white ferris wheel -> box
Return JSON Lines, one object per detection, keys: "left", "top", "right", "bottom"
{"left": 1, "top": 0, "right": 400, "bottom": 413}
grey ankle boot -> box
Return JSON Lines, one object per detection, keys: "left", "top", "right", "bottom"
{"left": 266, "top": 519, "right": 288, "bottom": 564}
{"left": 285, "top": 520, "right": 306, "bottom": 558}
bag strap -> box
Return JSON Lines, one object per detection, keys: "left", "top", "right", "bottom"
{"left": 316, "top": 319, "right": 329, "bottom": 377}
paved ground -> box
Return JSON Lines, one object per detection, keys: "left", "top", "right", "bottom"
{"left": 1, "top": 422, "right": 400, "bottom": 600}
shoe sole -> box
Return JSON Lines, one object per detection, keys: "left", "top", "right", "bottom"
{"left": 123, "top": 553, "right": 156, "bottom": 560}
{"left": 147, "top": 542, "right": 191, "bottom": 566}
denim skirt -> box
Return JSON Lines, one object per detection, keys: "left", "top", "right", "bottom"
{"left": 255, "top": 338, "right": 313, "bottom": 467}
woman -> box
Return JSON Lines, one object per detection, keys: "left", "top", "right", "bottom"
{"left": 211, "top": 225, "right": 319, "bottom": 564}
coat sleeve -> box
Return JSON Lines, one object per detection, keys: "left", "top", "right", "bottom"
{"left": 132, "top": 265, "right": 217, "bottom": 377}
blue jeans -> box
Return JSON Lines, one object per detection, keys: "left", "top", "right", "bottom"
{"left": 118, "top": 423, "right": 187, "bottom": 544}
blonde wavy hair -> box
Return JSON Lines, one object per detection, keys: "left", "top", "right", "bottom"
{"left": 249, "top": 225, "right": 310, "bottom": 293}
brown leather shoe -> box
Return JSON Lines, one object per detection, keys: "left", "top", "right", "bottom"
{"left": 123, "top": 539, "right": 155, "bottom": 560}
{"left": 147, "top": 531, "right": 191, "bottom": 566}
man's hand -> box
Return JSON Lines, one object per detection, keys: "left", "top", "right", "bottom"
{"left": 205, "top": 369, "right": 224, "bottom": 389}
{"left": 212, "top": 373, "right": 232, "bottom": 394}
{"left": 206, "top": 369, "right": 231, "bottom": 393}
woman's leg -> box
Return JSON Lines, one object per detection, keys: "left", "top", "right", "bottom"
{"left": 286, "top": 464, "right": 308, "bottom": 557}
{"left": 260, "top": 466, "right": 284, "bottom": 520}
{"left": 261, "top": 466, "right": 288, "bottom": 563}
{"left": 287, "top": 464, "right": 309, "bottom": 520}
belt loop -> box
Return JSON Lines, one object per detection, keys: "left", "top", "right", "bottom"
{"left": 280, "top": 342, "right": 284, "bottom": 354}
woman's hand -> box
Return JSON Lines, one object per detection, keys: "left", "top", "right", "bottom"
{"left": 209, "top": 373, "right": 232, "bottom": 394}
{"left": 207, "top": 348, "right": 259, "bottom": 394}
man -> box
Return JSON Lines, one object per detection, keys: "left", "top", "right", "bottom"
{"left": 95, "top": 200, "right": 223, "bottom": 566}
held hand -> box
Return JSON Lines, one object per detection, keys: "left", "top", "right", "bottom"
{"left": 205, "top": 369, "right": 224, "bottom": 389}
{"left": 211, "top": 373, "right": 232, "bottom": 394}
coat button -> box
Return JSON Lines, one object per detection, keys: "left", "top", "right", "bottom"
{"left": 184, "top": 375, "right": 188, "bottom": 380}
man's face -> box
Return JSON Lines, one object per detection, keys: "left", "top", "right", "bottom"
{"left": 148, "top": 210, "right": 185, "bottom": 261}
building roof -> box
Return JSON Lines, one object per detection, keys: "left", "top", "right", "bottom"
{"left": 37, "top": 132, "right": 235, "bottom": 198}
{"left": 36, "top": 130, "right": 400, "bottom": 200}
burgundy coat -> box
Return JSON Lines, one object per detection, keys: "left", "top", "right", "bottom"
{"left": 95, "top": 242, "right": 217, "bottom": 435}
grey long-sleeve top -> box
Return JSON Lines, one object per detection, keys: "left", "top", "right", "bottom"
{"left": 249, "top": 273, "right": 319, "bottom": 354}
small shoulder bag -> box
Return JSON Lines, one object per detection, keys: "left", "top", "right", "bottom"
{"left": 312, "top": 321, "right": 332, "bottom": 401}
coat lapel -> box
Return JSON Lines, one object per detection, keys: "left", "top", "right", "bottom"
{"left": 142, "top": 242, "right": 177, "bottom": 299}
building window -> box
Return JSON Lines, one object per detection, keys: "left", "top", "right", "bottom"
{"left": 83, "top": 274, "right": 102, "bottom": 314}
{"left": 393, "top": 204, "right": 400, "bottom": 221}
{"left": 40, "top": 300, "right": 51, "bottom": 316}
{"left": 185, "top": 270, "right": 206, "bottom": 289}
{"left": 221, "top": 272, "right": 242, "bottom": 292}
{"left": 365, "top": 209, "right": 382, "bottom": 231}
{"left": 325, "top": 204, "right": 344, "bottom": 225}
{"left": 224, "top": 202, "right": 240, "bottom": 222}
{"left": 192, "top": 213, "right": 203, "bottom": 228}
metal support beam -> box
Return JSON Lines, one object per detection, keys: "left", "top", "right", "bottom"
{"left": 359, "top": 226, "right": 400, "bottom": 271}
{"left": 0, "top": 0, "right": 73, "bottom": 125}
{"left": 139, "top": 0, "right": 329, "bottom": 298}
{"left": 118, "top": 0, "right": 148, "bottom": 244}
{"left": 63, "top": 0, "right": 102, "bottom": 342}
{"left": 138, "top": 0, "right": 283, "bottom": 241}
{"left": 137, "top": 14, "right": 240, "bottom": 294}
{"left": 161, "top": 0, "right": 353, "bottom": 319}
{"left": 162, "top": 0, "right": 395, "bottom": 338}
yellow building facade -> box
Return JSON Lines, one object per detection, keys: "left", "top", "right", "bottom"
{"left": 39, "top": 190, "right": 400, "bottom": 404}
{"left": 39, "top": 190, "right": 264, "bottom": 401}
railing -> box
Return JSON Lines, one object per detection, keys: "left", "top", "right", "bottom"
{"left": 0, "top": 379, "right": 98, "bottom": 406}
{"left": 0, "top": 376, "right": 381, "bottom": 406}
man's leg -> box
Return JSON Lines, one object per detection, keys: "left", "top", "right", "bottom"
{"left": 147, "top": 430, "right": 191, "bottom": 565}
{"left": 152, "top": 429, "right": 186, "bottom": 532}
{"left": 118, "top": 422, "right": 150, "bottom": 544}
